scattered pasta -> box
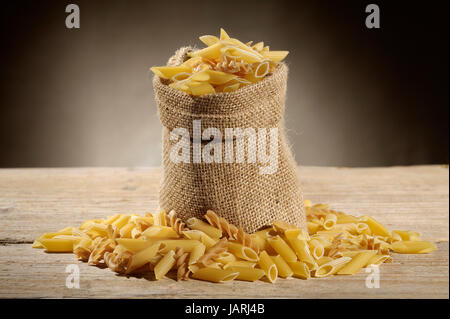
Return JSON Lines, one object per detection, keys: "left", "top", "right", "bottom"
{"left": 32, "top": 201, "right": 437, "bottom": 283}
{"left": 150, "top": 28, "right": 288, "bottom": 96}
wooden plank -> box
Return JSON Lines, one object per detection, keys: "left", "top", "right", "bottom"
{"left": 0, "top": 165, "right": 448, "bottom": 298}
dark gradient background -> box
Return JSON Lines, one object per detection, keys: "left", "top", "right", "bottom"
{"left": 0, "top": 0, "right": 448, "bottom": 167}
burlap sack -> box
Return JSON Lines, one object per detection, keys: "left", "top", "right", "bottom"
{"left": 153, "top": 47, "right": 305, "bottom": 233}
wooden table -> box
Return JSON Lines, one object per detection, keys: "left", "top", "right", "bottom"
{"left": 0, "top": 165, "right": 448, "bottom": 298}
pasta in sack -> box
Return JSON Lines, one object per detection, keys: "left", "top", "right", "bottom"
{"left": 152, "top": 31, "right": 305, "bottom": 233}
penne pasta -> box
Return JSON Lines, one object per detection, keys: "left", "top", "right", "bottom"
{"left": 192, "top": 267, "right": 239, "bottom": 283}
{"left": 337, "top": 251, "right": 377, "bottom": 275}
{"left": 126, "top": 242, "right": 161, "bottom": 274}
{"left": 188, "top": 242, "right": 206, "bottom": 265}
{"left": 227, "top": 242, "right": 259, "bottom": 262}
{"left": 271, "top": 255, "right": 293, "bottom": 278}
{"left": 229, "top": 266, "right": 265, "bottom": 282}
{"left": 360, "top": 216, "right": 390, "bottom": 237}
{"left": 287, "top": 238, "right": 317, "bottom": 270}
{"left": 314, "top": 257, "right": 352, "bottom": 278}
{"left": 366, "top": 254, "right": 392, "bottom": 266}
{"left": 391, "top": 241, "right": 436, "bottom": 254}
{"left": 288, "top": 261, "right": 310, "bottom": 279}
{"left": 223, "top": 260, "right": 256, "bottom": 269}
{"left": 142, "top": 225, "right": 179, "bottom": 239}
{"left": 154, "top": 250, "right": 176, "bottom": 280}
{"left": 186, "top": 218, "right": 223, "bottom": 239}
{"left": 39, "top": 238, "right": 73, "bottom": 253}
{"left": 267, "top": 236, "right": 297, "bottom": 263}
{"left": 258, "top": 251, "right": 278, "bottom": 283}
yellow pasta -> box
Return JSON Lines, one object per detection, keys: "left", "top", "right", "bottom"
{"left": 229, "top": 266, "right": 265, "bottom": 282}
{"left": 33, "top": 199, "right": 437, "bottom": 284}
{"left": 158, "top": 239, "right": 204, "bottom": 254}
{"left": 287, "top": 238, "right": 317, "bottom": 270}
{"left": 360, "top": 216, "right": 391, "bottom": 237}
{"left": 323, "top": 214, "right": 338, "bottom": 230}
{"left": 182, "top": 229, "right": 217, "bottom": 249}
{"left": 192, "top": 267, "right": 239, "bottom": 283}
{"left": 116, "top": 238, "right": 156, "bottom": 253}
{"left": 314, "top": 257, "right": 352, "bottom": 278}
{"left": 288, "top": 261, "right": 310, "bottom": 279}
{"left": 391, "top": 241, "right": 437, "bottom": 254}
{"left": 154, "top": 250, "right": 176, "bottom": 280}
{"left": 142, "top": 226, "right": 179, "bottom": 239}
{"left": 186, "top": 217, "right": 222, "bottom": 239}
{"left": 267, "top": 236, "right": 297, "bottom": 263}
{"left": 39, "top": 238, "right": 73, "bottom": 253}
{"left": 213, "top": 251, "right": 236, "bottom": 264}
{"left": 366, "top": 254, "right": 392, "bottom": 266}
{"left": 258, "top": 251, "right": 278, "bottom": 283}
{"left": 271, "top": 255, "right": 293, "bottom": 278}
{"left": 308, "top": 239, "right": 325, "bottom": 260}
{"left": 126, "top": 242, "right": 161, "bottom": 274}
{"left": 188, "top": 242, "right": 206, "bottom": 265}
{"left": 223, "top": 260, "right": 256, "bottom": 269}
{"left": 227, "top": 242, "right": 259, "bottom": 262}
{"left": 337, "top": 251, "right": 377, "bottom": 275}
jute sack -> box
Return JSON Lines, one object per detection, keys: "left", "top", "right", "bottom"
{"left": 153, "top": 47, "right": 305, "bottom": 233}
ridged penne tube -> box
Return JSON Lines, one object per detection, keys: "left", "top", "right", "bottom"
{"left": 250, "top": 234, "right": 266, "bottom": 252}
{"left": 307, "top": 222, "right": 320, "bottom": 235}
{"left": 366, "top": 254, "right": 392, "bottom": 266}
{"left": 392, "top": 230, "right": 421, "bottom": 241}
{"left": 254, "top": 61, "right": 270, "bottom": 78}
{"left": 285, "top": 229, "right": 310, "bottom": 241}
{"left": 360, "top": 216, "right": 390, "bottom": 237}
{"left": 182, "top": 230, "right": 217, "bottom": 249}
{"left": 261, "top": 50, "right": 289, "bottom": 62}
{"left": 323, "top": 214, "right": 338, "bottom": 230}
{"left": 158, "top": 239, "right": 204, "bottom": 254}
{"left": 186, "top": 218, "right": 222, "bottom": 239}
{"left": 154, "top": 250, "right": 176, "bottom": 280}
{"left": 336, "top": 214, "right": 359, "bottom": 224}
{"left": 223, "top": 260, "right": 256, "bottom": 269}
{"left": 205, "top": 70, "right": 237, "bottom": 85}
{"left": 39, "top": 238, "right": 73, "bottom": 253}
{"left": 111, "top": 215, "right": 131, "bottom": 230}
{"left": 391, "top": 241, "right": 436, "bottom": 254}
{"left": 258, "top": 251, "right": 278, "bottom": 283}
{"left": 103, "top": 214, "right": 121, "bottom": 225}
{"left": 199, "top": 35, "right": 219, "bottom": 47}
{"left": 150, "top": 66, "right": 191, "bottom": 80}
{"left": 119, "top": 223, "right": 134, "bottom": 238}
{"left": 267, "top": 236, "right": 297, "bottom": 263}
{"left": 142, "top": 226, "right": 179, "bottom": 239}
{"left": 222, "top": 83, "right": 240, "bottom": 93}
{"left": 192, "top": 267, "right": 239, "bottom": 283}
{"left": 288, "top": 261, "right": 310, "bottom": 279}
{"left": 308, "top": 239, "right": 324, "bottom": 260}
{"left": 314, "top": 257, "right": 352, "bottom": 278}
{"left": 337, "top": 251, "right": 377, "bottom": 275}
{"left": 287, "top": 238, "right": 316, "bottom": 269}
{"left": 227, "top": 242, "right": 259, "bottom": 262}
{"left": 271, "top": 255, "right": 293, "bottom": 278}
{"left": 316, "top": 256, "right": 333, "bottom": 266}
{"left": 188, "top": 243, "right": 206, "bottom": 265}
{"left": 356, "top": 223, "right": 370, "bottom": 234}
{"left": 213, "top": 251, "right": 236, "bottom": 264}
{"left": 229, "top": 266, "right": 265, "bottom": 282}
{"left": 126, "top": 242, "right": 161, "bottom": 274}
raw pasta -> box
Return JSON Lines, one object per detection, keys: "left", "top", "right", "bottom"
{"left": 33, "top": 200, "right": 437, "bottom": 284}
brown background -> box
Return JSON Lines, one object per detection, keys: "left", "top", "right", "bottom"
{"left": 0, "top": 0, "right": 448, "bottom": 167}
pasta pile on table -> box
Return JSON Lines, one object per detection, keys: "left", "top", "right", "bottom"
{"left": 150, "top": 28, "right": 288, "bottom": 95}
{"left": 32, "top": 201, "right": 436, "bottom": 283}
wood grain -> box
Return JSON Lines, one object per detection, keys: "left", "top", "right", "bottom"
{"left": 0, "top": 165, "right": 448, "bottom": 298}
